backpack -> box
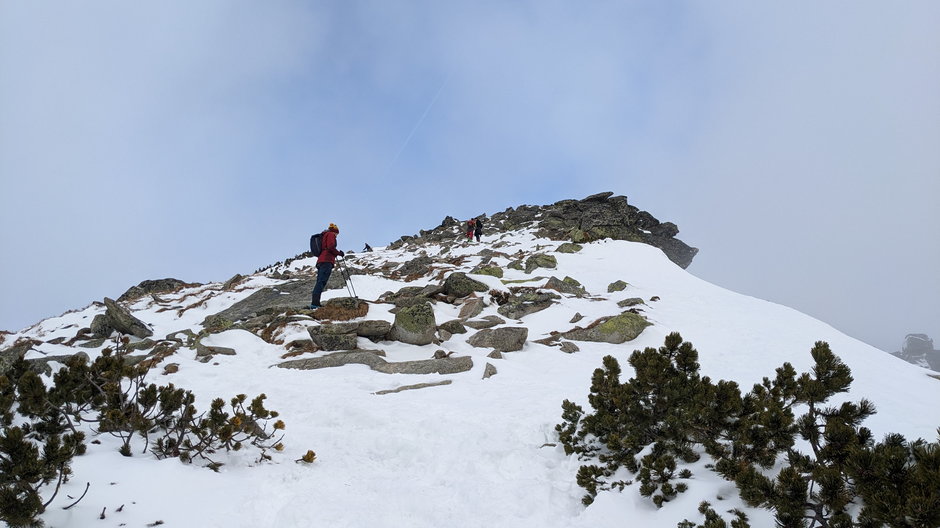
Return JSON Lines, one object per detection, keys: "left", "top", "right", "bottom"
{"left": 309, "top": 232, "right": 324, "bottom": 257}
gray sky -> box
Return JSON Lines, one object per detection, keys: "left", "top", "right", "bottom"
{"left": 1, "top": 1, "right": 938, "bottom": 353}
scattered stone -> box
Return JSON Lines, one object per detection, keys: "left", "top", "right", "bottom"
{"left": 483, "top": 363, "right": 498, "bottom": 379}
{"left": 458, "top": 297, "right": 485, "bottom": 319}
{"left": 569, "top": 312, "right": 584, "bottom": 324}
{"left": 166, "top": 329, "right": 197, "bottom": 347}
{"left": 608, "top": 280, "right": 629, "bottom": 293}
{"left": 556, "top": 242, "right": 583, "bottom": 253}
{"left": 464, "top": 316, "right": 507, "bottom": 330}
{"left": 650, "top": 296, "right": 661, "bottom": 302}
{"left": 442, "top": 272, "right": 489, "bottom": 298}
{"left": 496, "top": 288, "right": 559, "bottom": 320}
{"left": 126, "top": 339, "right": 156, "bottom": 352}
{"left": 439, "top": 319, "right": 468, "bottom": 335}
{"left": 543, "top": 276, "right": 587, "bottom": 297}
{"left": 194, "top": 339, "right": 237, "bottom": 362}
{"left": 617, "top": 298, "right": 645, "bottom": 308}
{"left": 560, "top": 341, "right": 580, "bottom": 354}
{"left": 432, "top": 350, "right": 448, "bottom": 359}
{"left": 163, "top": 363, "right": 180, "bottom": 375}
{"left": 467, "top": 327, "right": 528, "bottom": 352}
{"left": 524, "top": 254, "right": 557, "bottom": 274}
{"left": 473, "top": 265, "right": 504, "bottom": 279}
{"left": 78, "top": 338, "right": 107, "bottom": 349}
{"left": 487, "top": 351, "right": 503, "bottom": 359}
{"left": 387, "top": 301, "right": 437, "bottom": 346}
{"left": 563, "top": 312, "right": 651, "bottom": 344}
{"left": 438, "top": 329, "right": 452, "bottom": 342}
{"left": 103, "top": 298, "right": 153, "bottom": 339}
{"left": 397, "top": 256, "right": 435, "bottom": 277}
{"left": 375, "top": 380, "right": 453, "bottom": 395}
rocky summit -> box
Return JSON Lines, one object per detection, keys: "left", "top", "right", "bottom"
{"left": 387, "top": 191, "right": 698, "bottom": 269}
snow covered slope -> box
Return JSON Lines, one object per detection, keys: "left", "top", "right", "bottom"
{"left": 6, "top": 227, "right": 940, "bottom": 528}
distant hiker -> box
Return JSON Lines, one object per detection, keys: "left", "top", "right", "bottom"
{"left": 310, "top": 223, "right": 344, "bottom": 309}
{"left": 465, "top": 219, "right": 475, "bottom": 241}
{"left": 474, "top": 217, "right": 484, "bottom": 242}
{"left": 363, "top": 243, "right": 373, "bottom": 252}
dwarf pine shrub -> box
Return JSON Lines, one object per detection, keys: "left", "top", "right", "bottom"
{"left": 558, "top": 335, "right": 940, "bottom": 527}
{"left": 0, "top": 339, "right": 289, "bottom": 525}
{"left": 1, "top": 359, "right": 86, "bottom": 528}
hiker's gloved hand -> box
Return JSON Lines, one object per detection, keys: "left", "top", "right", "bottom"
{"left": 338, "top": 250, "right": 345, "bottom": 257}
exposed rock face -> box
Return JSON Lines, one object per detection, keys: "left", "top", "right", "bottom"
{"left": 467, "top": 327, "right": 528, "bottom": 352}
{"left": 207, "top": 279, "right": 316, "bottom": 324}
{"left": 563, "top": 312, "right": 650, "bottom": 344}
{"left": 388, "top": 302, "right": 437, "bottom": 345}
{"left": 386, "top": 192, "right": 697, "bottom": 269}
{"left": 442, "top": 272, "right": 489, "bottom": 298}
{"left": 892, "top": 333, "right": 940, "bottom": 372}
{"left": 103, "top": 298, "right": 153, "bottom": 339}
{"left": 118, "top": 278, "right": 193, "bottom": 302}
{"left": 277, "top": 349, "right": 473, "bottom": 375}
{"left": 1, "top": 339, "right": 37, "bottom": 375}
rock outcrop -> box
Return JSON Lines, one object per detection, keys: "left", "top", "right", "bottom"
{"left": 118, "top": 278, "right": 194, "bottom": 302}
{"left": 103, "top": 298, "right": 153, "bottom": 339}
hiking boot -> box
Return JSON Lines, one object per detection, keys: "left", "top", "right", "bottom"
{"left": 308, "top": 304, "right": 321, "bottom": 310}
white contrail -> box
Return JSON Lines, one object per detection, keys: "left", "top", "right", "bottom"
{"left": 387, "top": 74, "right": 451, "bottom": 170}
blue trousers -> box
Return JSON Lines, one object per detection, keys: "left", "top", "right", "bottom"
{"left": 311, "top": 262, "right": 334, "bottom": 306}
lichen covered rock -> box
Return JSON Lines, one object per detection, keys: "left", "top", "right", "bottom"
{"left": 388, "top": 301, "right": 438, "bottom": 345}
{"left": 563, "top": 312, "right": 650, "bottom": 344}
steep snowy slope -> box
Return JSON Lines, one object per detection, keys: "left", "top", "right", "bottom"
{"left": 4, "top": 227, "right": 939, "bottom": 528}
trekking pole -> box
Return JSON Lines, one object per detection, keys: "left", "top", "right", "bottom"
{"left": 338, "top": 258, "right": 358, "bottom": 300}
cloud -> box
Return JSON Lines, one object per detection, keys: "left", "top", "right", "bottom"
{"left": 1, "top": 1, "right": 937, "bottom": 352}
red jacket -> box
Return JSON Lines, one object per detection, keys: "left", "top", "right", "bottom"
{"left": 317, "top": 230, "right": 341, "bottom": 264}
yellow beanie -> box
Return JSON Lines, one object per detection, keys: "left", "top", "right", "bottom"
{"left": 328, "top": 223, "right": 339, "bottom": 232}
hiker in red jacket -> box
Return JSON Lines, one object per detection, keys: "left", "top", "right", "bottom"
{"left": 310, "top": 223, "right": 344, "bottom": 309}
{"left": 465, "top": 219, "right": 475, "bottom": 241}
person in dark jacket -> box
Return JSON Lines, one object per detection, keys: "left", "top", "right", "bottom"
{"left": 310, "top": 223, "right": 344, "bottom": 309}
{"left": 474, "top": 217, "right": 484, "bottom": 242}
